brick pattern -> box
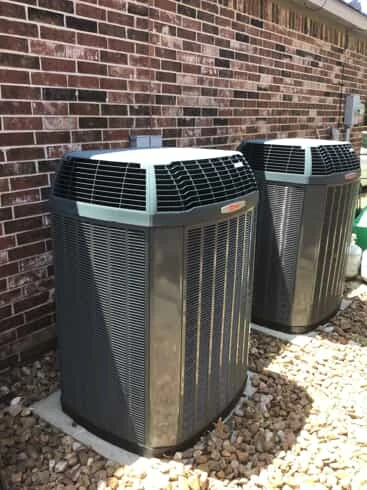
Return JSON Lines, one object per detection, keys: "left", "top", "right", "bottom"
{"left": 1, "top": 0, "right": 367, "bottom": 368}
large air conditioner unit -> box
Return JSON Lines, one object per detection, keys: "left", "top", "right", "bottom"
{"left": 238, "top": 138, "right": 360, "bottom": 333}
{"left": 51, "top": 147, "right": 258, "bottom": 455}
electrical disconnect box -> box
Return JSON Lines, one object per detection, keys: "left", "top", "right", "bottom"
{"left": 344, "top": 94, "right": 365, "bottom": 127}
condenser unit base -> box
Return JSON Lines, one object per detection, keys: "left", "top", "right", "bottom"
{"left": 61, "top": 378, "right": 246, "bottom": 457}
{"left": 253, "top": 304, "right": 340, "bottom": 334}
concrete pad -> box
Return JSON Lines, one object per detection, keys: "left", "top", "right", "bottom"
{"left": 250, "top": 298, "right": 353, "bottom": 344}
{"left": 32, "top": 391, "right": 140, "bottom": 466}
{"left": 250, "top": 322, "right": 316, "bottom": 345}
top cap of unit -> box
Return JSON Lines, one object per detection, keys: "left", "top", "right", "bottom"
{"left": 66, "top": 147, "right": 240, "bottom": 169}
{"left": 52, "top": 146, "right": 258, "bottom": 217}
{"left": 260, "top": 138, "right": 350, "bottom": 148}
{"left": 237, "top": 138, "right": 360, "bottom": 178}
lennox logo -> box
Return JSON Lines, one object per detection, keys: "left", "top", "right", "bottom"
{"left": 221, "top": 200, "right": 246, "bottom": 214}
{"left": 344, "top": 172, "right": 358, "bottom": 181}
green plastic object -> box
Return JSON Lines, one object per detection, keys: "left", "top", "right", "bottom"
{"left": 353, "top": 206, "right": 367, "bottom": 251}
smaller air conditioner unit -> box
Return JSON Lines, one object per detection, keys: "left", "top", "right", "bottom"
{"left": 51, "top": 147, "right": 258, "bottom": 455}
{"left": 238, "top": 138, "right": 360, "bottom": 333}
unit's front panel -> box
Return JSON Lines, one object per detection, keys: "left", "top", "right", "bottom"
{"left": 252, "top": 181, "right": 305, "bottom": 326}
{"left": 179, "top": 209, "right": 255, "bottom": 441}
{"left": 54, "top": 215, "right": 148, "bottom": 448}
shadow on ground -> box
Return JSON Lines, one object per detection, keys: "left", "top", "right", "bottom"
{"left": 181, "top": 367, "right": 312, "bottom": 486}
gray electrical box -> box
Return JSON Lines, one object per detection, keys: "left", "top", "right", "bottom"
{"left": 344, "top": 94, "right": 361, "bottom": 127}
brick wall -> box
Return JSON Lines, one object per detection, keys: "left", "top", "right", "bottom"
{"left": 1, "top": 0, "right": 367, "bottom": 368}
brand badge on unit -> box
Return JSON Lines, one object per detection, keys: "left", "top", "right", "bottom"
{"left": 221, "top": 201, "right": 246, "bottom": 214}
{"left": 344, "top": 172, "right": 358, "bottom": 181}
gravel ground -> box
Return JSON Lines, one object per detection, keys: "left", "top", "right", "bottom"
{"left": 1, "top": 289, "right": 367, "bottom": 489}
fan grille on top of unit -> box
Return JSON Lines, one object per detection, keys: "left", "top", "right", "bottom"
{"left": 155, "top": 154, "right": 257, "bottom": 212}
{"left": 53, "top": 157, "right": 146, "bottom": 210}
{"left": 240, "top": 144, "right": 305, "bottom": 174}
{"left": 311, "top": 145, "right": 360, "bottom": 175}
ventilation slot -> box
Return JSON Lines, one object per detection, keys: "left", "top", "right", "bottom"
{"left": 181, "top": 211, "right": 254, "bottom": 437}
{"left": 155, "top": 154, "right": 257, "bottom": 211}
{"left": 241, "top": 144, "right": 305, "bottom": 174}
{"left": 311, "top": 145, "right": 360, "bottom": 175}
{"left": 53, "top": 157, "right": 146, "bottom": 210}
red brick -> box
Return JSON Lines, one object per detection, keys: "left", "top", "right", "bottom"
{"left": 0, "top": 314, "right": 24, "bottom": 334}
{"left": 31, "top": 73, "right": 68, "bottom": 87}
{"left": 0, "top": 236, "right": 16, "bottom": 250}
{"left": 40, "top": 25, "right": 76, "bottom": 43}
{"left": 0, "top": 35, "right": 28, "bottom": 53}
{"left": 8, "top": 269, "right": 47, "bottom": 290}
{"left": 0, "top": 179, "right": 9, "bottom": 193}
{"left": 0, "top": 132, "right": 34, "bottom": 147}
{"left": 0, "top": 288, "right": 23, "bottom": 308}
{"left": 18, "top": 313, "right": 54, "bottom": 337}
{"left": 0, "top": 305, "right": 12, "bottom": 321}
{"left": 0, "top": 69, "right": 29, "bottom": 84}
{"left": 41, "top": 57, "right": 76, "bottom": 73}
{"left": 0, "top": 263, "right": 19, "bottom": 280}
{"left": 14, "top": 291, "right": 49, "bottom": 314}
{"left": 0, "top": 208, "right": 12, "bottom": 222}
{"left": 99, "top": 0, "right": 126, "bottom": 8}
{"left": 4, "top": 217, "right": 43, "bottom": 235}
{"left": 68, "top": 75, "right": 99, "bottom": 89}
{"left": 25, "top": 301, "right": 55, "bottom": 322}
{"left": 3, "top": 117, "right": 42, "bottom": 131}
{"left": 1, "top": 1, "right": 26, "bottom": 18}
{"left": 78, "top": 61, "right": 107, "bottom": 75}
{"left": 108, "top": 38, "right": 134, "bottom": 52}
{"left": 10, "top": 175, "right": 49, "bottom": 192}
{"left": 0, "top": 162, "right": 36, "bottom": 177}
{"left": 77, "top": 3, "right": 106, "bottom": 19}
{"left": 13, "top": 202, "right": 47, "bottom": 219}
{"left": 72, "top": 130, "right": 102, "bottom": 143}
{"left": 6, "top": 147, "right": 45, "bottom": 162}
{"left": 0, "top": 53, "right": 39, "bottom": 70}
{"left": 0, "top": 328, "right": 16, "bottom": 347}
{"left": 78, "top": 32, "right": 107, "bottom": 48}
{"left": 32, "top": 101, "right": 69, "bottom": 115}
{"left": 16, "top": 227, "right": 51, "bottom": 246}
{"left": 36, "top": 131, "right": 71, "bottom": 145}
{"left": 39, "top": 0, "right": 74, "bottom": 13}
{"left": 9, "top": 242, "right": 46, "bottom": 262}
{"left": 0, "top": 19, "right": 37, "bottom": 37}
{"left": 69, "top": 103, "right": 100, "bottom": 116}
{"left": 42, "top": 116, "right": 77, "bottom": 130}
{"left": 0, "top": 101, "right": 32, "bottom": 115}
{"left": 2, "top": 189, "right": 40, "bottom": 207}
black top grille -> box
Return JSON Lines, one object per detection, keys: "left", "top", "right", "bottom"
{"left": 239, "top": 143, "right": 305, "bottom": 174}
{"left": 155, "top": 154, "right": 257, "bottom": 211}
{"left": 53, "top": 157, "right": 146, "bottom": 210}
{"left": 311, "top": 144, "right": 360, "bottom": 175}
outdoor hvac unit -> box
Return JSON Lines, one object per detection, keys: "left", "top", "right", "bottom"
{"left": 238, "top": 138, "right": 360, "bottom": 333}
{"left": 51, "top": 147, "right": 258, "bottom": 456}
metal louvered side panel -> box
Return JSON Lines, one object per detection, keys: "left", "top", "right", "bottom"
{"left": 312, "top": 183, "right": 358, "bottom": 319}
{"left": 155, "top": 155, "right": 257, "bottom": 211}
{"left": 253, "top": 183, "right": 304, "bottom": 324}
{"left": 311, "top": 145, "right": 360, "bottom": 175}
{"left": 53, "top": 158, "right": 146, "bottom": 210}
{"left": 54, "top": 215, "right": 148, "bottom": 444}
{"left": 240, "top": 144, "right": 305, "bottom": 174}
{"left": 181, "top": 211, "right": 254, "bottom": 437}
